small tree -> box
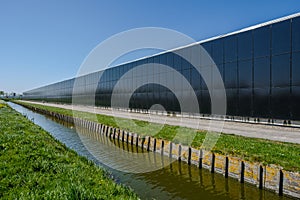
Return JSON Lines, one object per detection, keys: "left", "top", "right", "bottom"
{"left": 0, "top": 91, "right": 4, "bottom": 96}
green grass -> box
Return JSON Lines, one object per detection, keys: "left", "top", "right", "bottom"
{"left": 0, "top": 102, "right": 138, "bottom": 199}
{"left": 14, "top": 101, "right": 300, "bottom": 172}
{"left": 0, "top": 100, "right": 6, "bottom": 108}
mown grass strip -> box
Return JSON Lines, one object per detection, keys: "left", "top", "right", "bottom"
{"left": 0, "top": 102, "right": 138, "bottom": 199}
{"left": 14, "top": 101, "right": 300, "bottom": 172}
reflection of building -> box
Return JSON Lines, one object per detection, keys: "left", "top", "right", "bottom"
{"left": 24, "top": 13, "right": 300, "bottom": 121}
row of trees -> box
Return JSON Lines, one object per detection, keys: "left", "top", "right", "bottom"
{"left": 0, "top": 91, "right": 18, "bottom": 97}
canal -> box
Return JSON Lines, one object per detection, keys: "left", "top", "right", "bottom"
{"left": 8, "top": 102, "right": 291, "bottom": 200}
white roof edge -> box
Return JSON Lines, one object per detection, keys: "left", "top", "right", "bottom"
{"left": 108, "top": 12, "right": 300, "bottom": 68}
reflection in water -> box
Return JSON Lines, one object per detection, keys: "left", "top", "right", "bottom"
{"left": 74, "top": 125, "right": 177, "bottom": 173}
{"left": 9, "top": 102, "right": 290, "bottom": 200}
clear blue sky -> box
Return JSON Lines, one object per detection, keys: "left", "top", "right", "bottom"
{"left": 1, "top": 0, "right": 299, "bottom": 93}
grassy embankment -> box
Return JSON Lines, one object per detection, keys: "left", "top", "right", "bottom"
{"left": 0, "top": 100, "right": 138, "bottom": 199}
{"left": 14, "top": 101, "right": 300, "bottom": 172}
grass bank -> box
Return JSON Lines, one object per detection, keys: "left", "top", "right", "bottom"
{"left": 0, "top": 101, "right": 138, "bottom": 199}
{"left": 14, "top": 101, "right": 300, "bottom": 172}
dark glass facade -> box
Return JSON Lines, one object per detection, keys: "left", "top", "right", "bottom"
{"left": 23, "top": 14, "right": 300, "bottom": 120}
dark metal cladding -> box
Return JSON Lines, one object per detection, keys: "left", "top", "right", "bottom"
{"left": 23, "top": 15, "right": 300, "bottom": 121}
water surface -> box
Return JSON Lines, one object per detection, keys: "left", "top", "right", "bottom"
{"left": 8, "top": 102, "right": 290, "bottom": 200}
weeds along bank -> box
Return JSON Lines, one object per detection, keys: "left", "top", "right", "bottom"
{"left": 13, "top": 100, "right": 300, "bottom": 198}
{"left": 0, "top": 101, "right": 138, "bottom": 199}
{"left": 15, "top": 101, "right": 300, "bottom": 172}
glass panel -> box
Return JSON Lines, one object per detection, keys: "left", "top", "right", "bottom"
{"left": 253, "top": 88, "right": 270, "bottom": 118}
{"left": 108, "top": 68, "right": 113, "bottom": 81}
{"left": 201, "top": 67, "right": 211, "bottom": 90}
{"left": 153, "top": 55, "right": 160, "bottom": 74}
{"left": 146, "top": 81, "right": 152, "bottom": 93}
{"left": 140, "top": 93, "right": 147, "bottom": 109}
{"left": 159, "top": 73, "right": 167, "bottom": 92}
{"left": 272, "top": 20, "right": 291, "bottom": 55}
{"left": 110, "top": 68, "right": 115, "bottom": 81}
{"left": 226, "top": 88, "right": 238, "bottom": 116}
{"left": 152, "top": 55, "right": 159, "bottom": 64}
{"left": 239, "top": 60, "right": 252, "bottom": 88}
{"left": 211, "top": 39, "right": 223, "bottom": 64}
{"left": 224, "top": 35, "right": 237, "bottom": 62}
{"left": 146, "top": 57, "right": 154, "bottom": 76}
{"left": 202, "top": 41, "right": 212, "bottom": 57}
{"left": 238, "top": 88, "right": 252, "bottom": 116}
{"left": 138, "top": 82, "right": 147, "bottom": 93}
{"left": 291, "top": 86, "right": 300, "bottom": 119}
{"left": 116, "top": 66, "right": 120, "bottom": 80}
{"left": 130, "top": 93, "right": 137, "bottom": 108}
{"left": 123, "top": 63, "right": 129, "bottom": 74}
{"left": 292, "top": 16, "right": 300, "bottom": 52}
{"left": 272, "top": 54, "right": 290, "bottom": 87}
{"left": 153, "top": 90, "right": 159, "bottom": 106}
{"left": 292, "top": 51, "right": 300, "bottom": 86}
{"left": 147, "top": 91, "right": 153, "bottom": 109}
{"left": 254, "top": 57, "right": 270, "bottom": 88}
{"left": 167, "top": 52, "right": 175, "bottom": 70}
{"left": 254, "top": 26, "right": 270, "bottom": 58}
{"left": 135, "top": 60, "right": 143, "bottom": 77}
{"left": 182, "top": 69, "right": 191, "bottom": 83}
{"left": 166, "top": 90, "right": 175, "bottom": 111}
{"left": 190, "top": 44, "right": 201, "bottom": 68}
{"left": 159, "top": 91, "right": 166, "bottom": 107}
{"left": 200, "top": 90, "right": 211, "bottom": 114}
{"left": 212, "top": 63, "right": 224, "bottom": 89}
{"left": 195, "top": 90, "right": 202, "bottom": 113}
{"left": 224, "top": 62, "right": 237, "bottom": 88}
{"left": 271, "top": 87, "right": 290, "bottom": 119}
{"left": 128, "top": 63, "right": 134, "bottom": 78}
{"left": 119, "top": 64, "right": 125, "bottom": 77}
{"left": 141, "top": 59, "right": 148, "bottom": 77}
{"left": 238, "top": 31, "right": 252, "bottom": 60}
{"left": 181, "top": 54, "right": 191, "bottom": 70}
{"left": 165, "top": 71, "right": 173, "bottom": 91}
{"left": 159, "top": 54, "right": 167, "bottom": 73}
{"left": 173, "top": 53, "right": 181, "bottom": 72}
{"left": 181, "top": 46, "right": 192, "bottom": 66}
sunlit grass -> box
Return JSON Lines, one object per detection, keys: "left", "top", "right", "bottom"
{"left": 15, "top": 101, "right": 300, "bottom": 172}
{"left": 0, "top": 103, "right": 138, "bottom": 199}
